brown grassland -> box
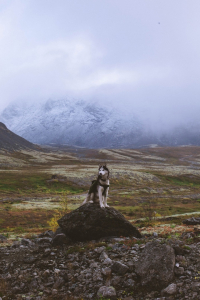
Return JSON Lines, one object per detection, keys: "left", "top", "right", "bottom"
{"left": 0, "top": 145, "right": 200, "bottom": 239}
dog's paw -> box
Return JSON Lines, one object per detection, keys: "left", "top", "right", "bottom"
{"left": 105, "top": 204, "right": 109, "bottom": 207}
{"left": 100, "top": 205, "right": 105, "bottom": 208}
{"left": 89, "top": 200, "right": 94, "bottom": 203}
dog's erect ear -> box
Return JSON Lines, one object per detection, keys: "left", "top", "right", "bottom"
{"left": 102, "top": 163, "right": 107, "bottom": 169}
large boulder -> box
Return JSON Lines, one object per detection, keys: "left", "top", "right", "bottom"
{"left": 134, "top": 241, "right": 175, "bottom": 291}
{"left": 58, "top": 203, "right": 141, "bottom": 241}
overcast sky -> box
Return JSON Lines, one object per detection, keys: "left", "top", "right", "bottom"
{"left": 0, "top": 0, "right": 200, "bottom": 128}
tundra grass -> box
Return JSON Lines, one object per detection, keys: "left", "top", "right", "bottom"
{"left": 0, "top": 172, "right": 85, "bottom": 197}
{"left": 0, "top": 209, "right": 55, "bottom": 233}
{"left": 1, "top": 146, "right": 200, "bottom": 237}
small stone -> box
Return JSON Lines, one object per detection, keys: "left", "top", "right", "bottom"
{"left": 175, "top": 263, "right": 179, "bottom": 267}
{"left": 93, "top": 272, "right": 103, "bottom": 282}
{"left": 21, "top": 238, "right": 32, "bottom": 246}
{"left": 175, "top": 266, "right": 184, "bottom": 275}
{"left": 126, "top": 261, "right": 134, "bottom": 271}
{"left": 124, "top": 278, "right": 135, "bottom": 287}
{"left": 103, "top": 258, "right": 112, "bottom": 265}
{"left": 111, "top": 276, "right": 122, "bottom": 286}
{"left": 130, "top": 250, "right": 137, "bottom": 254}
{"left": 23, "top": 256, "right": 37, "bottom": 264}
{"left": 39, "top": 230, "right": 54, "bottom": 238}
{"left": 183, "top": 217, "right": 200, "bottom": 225}
{"left": 54, "top": 268, "right": 60, "bottom": 275}
{"left": 177, "top": 282, "right": 183, "bottom": 287}
{"left": 52, "top": 233, "right": 70, "bottom": 246}
{"left": 192, "top": 282, "right": 200, "bottom": 292}
{"left": 139, "top": 244, "right": 145, "bottom": 249}
{"left": 90, "top": 262, "right": 99, "bottom": 268}
{"left": 95, "top": 246, "right": 106, "bottom": 253}
{"left": 42, "top": 270, "right": 50, "bottom": 277}
{"left": 44, "top": 248, "right": 51, "bottom": 256}
{"left": 193, "top": 292, "right": 198, "bottom": 297}
{"left": 186, "top": 270, "right": 192, "bottom": 275}
{"left": 37, "top": 237, "right": 52, "bottom": 244}
{"left": 11, "top": 241, "right": 20, "bottom": 248}
{"left": 111, "top": 261, "right": 129, "bottom": 275}
{"left": 52, "top": 289, "right": 58, "bottom": 295}
{"left": 20, "top": 245, "right": 27, "bottom": 249}
{"left": 53, "top": 277, "right": 64, "bottom": 289}
{"left": 99, "top": 251, "right": 108, "bottom": 261}
{"left": 162, "top": 283, "right": 177, "bottom": 296}
{"left": 101, "top": 267, "right": 112, "bottom": 276}
{"left": 6, "top": 273, "right": 11, "bottom": 279}
{"left": 97, "top": 286, "right": 116, "bottom": 298}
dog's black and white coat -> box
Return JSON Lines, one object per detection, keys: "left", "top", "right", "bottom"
{"left": 82, "top": 165, "right": 110, "bottom": 208}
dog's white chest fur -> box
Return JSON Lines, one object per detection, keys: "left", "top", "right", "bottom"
{"left": 82, "top": 165, "right": 110, "bottom": 208}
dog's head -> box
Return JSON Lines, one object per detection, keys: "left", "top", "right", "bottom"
{"left": 98, "top": 164, "right": 109, "bottom": 179}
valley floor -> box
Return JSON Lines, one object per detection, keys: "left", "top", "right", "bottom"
{"left": 1, "top": 146, "right": 200, "bottom": 238}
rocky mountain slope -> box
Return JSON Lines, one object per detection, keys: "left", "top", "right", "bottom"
{"left": 0, "top": 122, "right": 39, "bottom": 151}
{"left": 1, "top": 99, "right": 200, "bottom": 148}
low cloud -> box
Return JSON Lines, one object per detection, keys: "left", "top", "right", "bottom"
{"left": 0, "top": 0, "right": 200, "bottom": 132}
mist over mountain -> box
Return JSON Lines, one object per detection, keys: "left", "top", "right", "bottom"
{"left": 1, "top": 98, "right": 200, "bottom": 148}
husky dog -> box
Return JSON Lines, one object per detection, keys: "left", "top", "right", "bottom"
{"left": 82, "top": 165, "right": 110, "bottom": 208}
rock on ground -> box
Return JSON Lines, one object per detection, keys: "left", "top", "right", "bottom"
{"left": 161, "top": 283, "right": 177, "bottom": 296}
{"left": 58, "top": 203, "right": 141, "bottom": 241}
{"left": 134, "top": 240, "right": 175, "bottom": 290}
{"left": 97, "top": 286, "right": 116, "bottom": 298}
{"left": 183, "top": 217, "right": 200, "bottom": 225}
{"left": 52, "top": 233, "right": 71, "bottom": 246}
{"left": 111, "top": 261, "right": 129, "bottom": 275}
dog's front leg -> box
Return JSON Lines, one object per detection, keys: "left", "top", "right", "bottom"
{"left": 89, "top": 193, "right": 94, "bottom": 203}
{"left": 104, "top": 187, "right": 109, "bottom": 207}
{"left": 98, "top": 186, "right": 104, "bottom": 208}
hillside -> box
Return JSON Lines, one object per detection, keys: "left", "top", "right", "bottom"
{"left": 0, "top": 122, "right": 39, "bottom": 151}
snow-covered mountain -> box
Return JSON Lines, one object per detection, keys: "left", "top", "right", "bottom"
{"left": 1, "top": 98, "right": 200, "bottom": 148}
{"left": 0, "top": 99, "right": 145, "bottom": 148}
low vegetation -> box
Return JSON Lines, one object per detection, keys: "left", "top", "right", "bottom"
{"left": 1, "top": 145, "right": 200, "bottom": 238}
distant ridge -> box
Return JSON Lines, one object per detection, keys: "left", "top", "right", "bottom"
{"left": 0, "top": 122, "right": 39, "bottom": 151}
{"left": 1, "top": 99, "right": 200, "bottom": 148}
{"left": 0, "top": 99, "right": 143, "bottom": 148}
